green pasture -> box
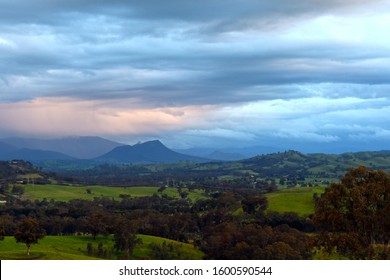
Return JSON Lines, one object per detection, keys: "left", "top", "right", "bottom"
{"left": 0, "top": 235, "right": 103, "bottom": 260}
{"left": 133, "top": 234, "right": 205, "bottom": 260}
{"left": 0, "top": 234, "right": 204, "bottom": 260}
{"left": 21, "top": 184, "right": 160, "bottom": 201}
{"left": 21, "top": 184, "right": 207, "bottom": 202}
{"left": 183, "top": 188, "right": 208, "bottom": 201}
{"left": 266, "top": 186, "right": 326, "bottom": 216}
{"left": 17, "top": 173, "right": 43, "bottom": 179}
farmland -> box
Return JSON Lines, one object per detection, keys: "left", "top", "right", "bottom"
{"left": 21, "top": 183, "right": 324, "bottom": 216}
{"left": 21, "top": 184, "right": 207, "bottom": 202}
{"left": 266, "top": 186, "right": 326, "bottom": 216}
{"left": 0, "top": 234, "right": 204, "bottom": 260}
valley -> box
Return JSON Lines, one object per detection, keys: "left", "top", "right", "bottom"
{"left": 1, "top": 147, "right": 390, "bottom": 260}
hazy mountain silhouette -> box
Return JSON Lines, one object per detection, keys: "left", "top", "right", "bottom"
{"left": 0, "top": 141, "right": 18, "bottom": 157}
{"left": 1, "top": 136, "right": 124, "bottom": 159}
{"left": 176, "top": 145, "right": 282, "bottom": 161}
{"left": 2, "top": 148, "right": 75, "bottom": 161}
{"left": 205, "top": 151, "right": 247, "bottom": 161}
{"left": 97, "top": 140, "right": 210, "bottom": 163}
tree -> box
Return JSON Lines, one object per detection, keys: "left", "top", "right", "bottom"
{"left": 84, "top": 212, "right": 109, "bottom": 239}
{"left": 0, "top": 214, "right": 15, "bottom": 236}
{"left": 113, "top": 220, "right": 142, "bottom": 258}
{"left": 14, "top": 217, "right": 46, "bottom": 255}
{"left": 11, "top": 185, "right": 24, "bottom": 196}
{"left": 241, "top": 195, "right": 268, "bottom": 215}
{"left": 0, "top": 219, "right": 5, "bottom": 241}
{"left": 149, "top": 241, "right": 184, "bottom": 259}
{"left": 179, "top": 190, "right": 189, "bottom": 199}
{"left": 201, "top": 221, "right": 312, "bottom": 259}
{"left": 0, "top": 182, "right": 10, "bottom": 193}
{"left": 87, "top": 242, "right": 94, "bottom": 256}
{"left": 313, "top": 166, "right": 390, "bottom": 259}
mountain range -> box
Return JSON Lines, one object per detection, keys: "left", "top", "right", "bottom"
{"left": 175, "top": 145, "right": 282, "bottom": 161}
{"left": 0, "top": 136, "right": 122, "bottom": 159}
{"left": 1, "top": 136, "right": 390, "bottom": 178}
{"left": 0, "top": 136, "right": 210, "bottom": 164}
{"left": 3, "top": 136, "right": 388, "bottom": 168}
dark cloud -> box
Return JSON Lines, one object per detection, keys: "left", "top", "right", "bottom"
{"left": 1, "top": 0, "right": 382, "bottom": 24}
{"left": 0, "top": 0, "right": 389, "bottom": 153}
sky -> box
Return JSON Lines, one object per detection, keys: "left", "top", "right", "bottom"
{"left": 1, "top": 0, "right": 390, "bottom": 153}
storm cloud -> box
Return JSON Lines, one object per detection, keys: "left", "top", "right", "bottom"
{"left": 1, "top": 0, "right": 390, "bottom": 152}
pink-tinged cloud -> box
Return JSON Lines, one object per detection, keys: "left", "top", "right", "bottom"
{"left": 0, "top": 97, "right": 215, "bottom": 137}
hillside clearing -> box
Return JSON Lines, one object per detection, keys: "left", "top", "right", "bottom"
{"left": 21, "top": 184, "right": 207, "bottom": 202}
{"left": 266, "top": 186, "right": 326, "bottom": 216}
{"left": 0, "top": 234, "right": 204, "bottom": 260}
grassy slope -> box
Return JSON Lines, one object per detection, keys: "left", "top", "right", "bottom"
{"left": 21, "top": 184, "right": 207, "bottom": 202}
{"left": 0, "top": 235, "right": 102, "bottom": 260}
{"left": 0, "top": 234, "right": 204, "bottom": 260}
{"left": 266, "top": 186, "right": 326, "bottom": 216}
{"left": 21, "top": 185, "right": 160, "bottom": 201}
{"left": 133, "top": 234, "right": 204, "bottom": 260}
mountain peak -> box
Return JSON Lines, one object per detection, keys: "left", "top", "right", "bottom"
{"left": 136, "top": 140, "right": 164, "bottom": 147}
{"left": 98, "top": 140, "right": 209, "bottom": 164}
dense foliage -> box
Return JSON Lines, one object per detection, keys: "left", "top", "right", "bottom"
{"left": 313, "top": 166, "right": 390, "bottom": 259}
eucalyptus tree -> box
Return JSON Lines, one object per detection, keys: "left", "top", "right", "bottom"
{"left": 14, "top": 217, "right": 46, "bottom": 255}
{"left": 313, "top": 166, "right": 390, "bottom": 259}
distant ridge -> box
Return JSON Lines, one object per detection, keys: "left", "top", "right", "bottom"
{"left": 97, "top": 140, "right": 211, "bottom": 164}
{"left": 0, "top": 141, "right": 18, "bottom": 157}
{"left": 2, "top": 148, "right": 75, "bottom": 161}
{"left": 176, "top": 145, "right": 282, "bottom": 161}
{"left": 205, "top": 151, "right": 247, "bottom": 161}
{"left": 1, "top": 136, "right": 124, "bottom": 159}
{"left": 0, "top": 139, "right": 76, "bottom": 162}
{"left": 0, "top": 137, "right": 211, "bottom": 164}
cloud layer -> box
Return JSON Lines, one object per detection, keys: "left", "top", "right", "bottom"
{"left": 1, "top": 0, "right": 390, "bottom": 152}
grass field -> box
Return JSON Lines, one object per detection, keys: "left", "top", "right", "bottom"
{"left": 21, "top": 184, "right": 160, "bottom": 201}
{"left": 20, "top": 183, "right": 325, "bottom": 216}
{"left": 266, "top": 186, "right": 326, "bottom": 216}
{"left": 21, "top": 184, "right": 207, "bottom": 202}
{"left": 0, "top": 234, "right": 205, "bottom": 260}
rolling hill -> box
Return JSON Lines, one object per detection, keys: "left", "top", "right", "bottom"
{"left": 240, "top": 150, "right": 390, "bottom": 177}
